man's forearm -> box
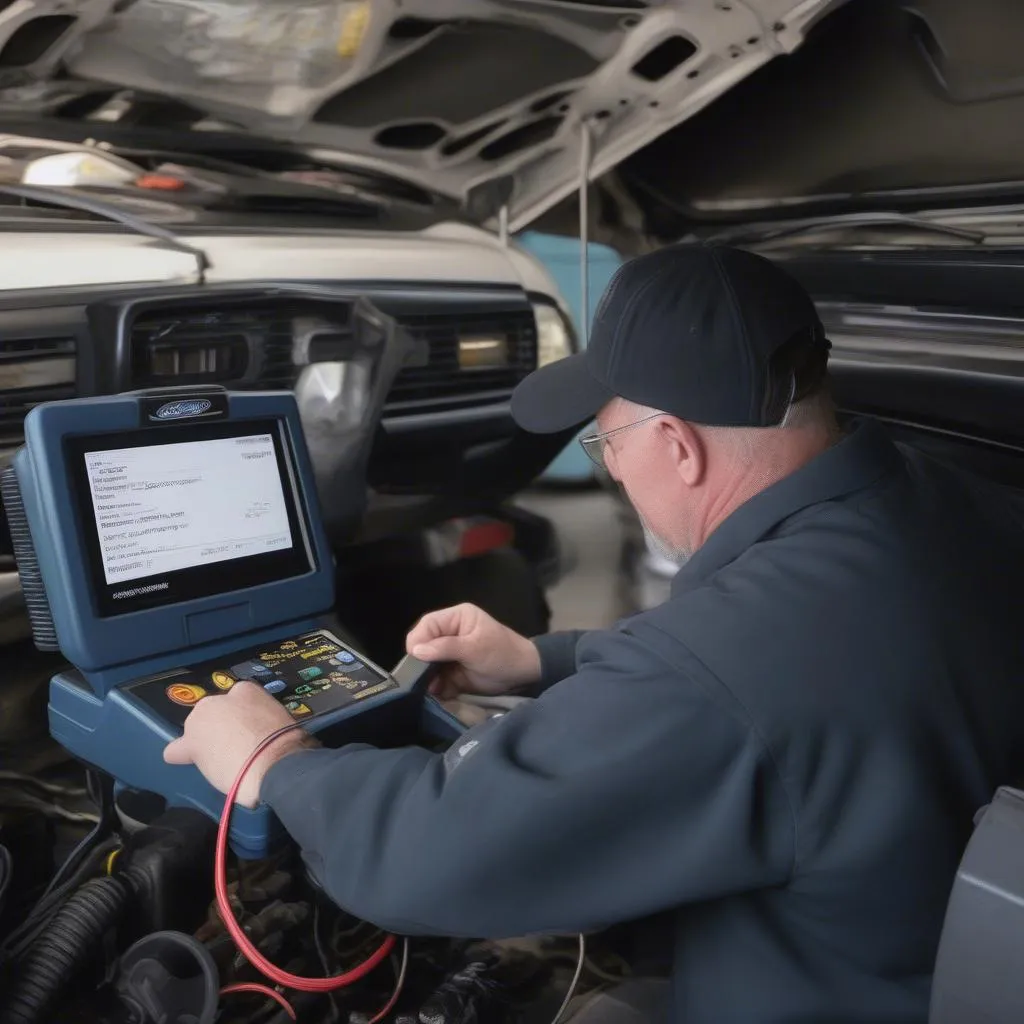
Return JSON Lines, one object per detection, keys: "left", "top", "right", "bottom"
{"left": 260, "top": 743, "right": 452, "bottom": 934}
{"left": 259, "top": 623, "right": 791, "bottom": 942}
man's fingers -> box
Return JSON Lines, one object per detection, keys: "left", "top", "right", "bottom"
{"left": 227, "top": 679, "right": 262, "bottom": 698}
{"left": 410, "top": 635, "right": 467, "bottom": 663}
{"left": 406, "top": 604, "right": 481, "bottom": 653}
{"left": 163, "top": 736, "right": 192, "bottom": 765}
{"left": 406, "top": 609, "right": 455, "bottom": 651}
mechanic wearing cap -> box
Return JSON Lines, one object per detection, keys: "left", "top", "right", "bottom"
{"left": 166, "top": 244, "right": 1024, "bottom": 1024}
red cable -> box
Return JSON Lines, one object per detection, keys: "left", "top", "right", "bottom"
{"left": 220, "top": 982, "right": 297, "bottom": 1020}
{"left": 215, "top": 723, "right": 396, "bottom": 992}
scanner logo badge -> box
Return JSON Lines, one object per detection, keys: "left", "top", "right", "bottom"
{"left": 152, "top": 398, "right": 213, "bottom": 421}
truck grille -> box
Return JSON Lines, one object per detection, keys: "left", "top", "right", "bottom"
{"left": 129, "top": 298, "right": 537, "bottom": 412}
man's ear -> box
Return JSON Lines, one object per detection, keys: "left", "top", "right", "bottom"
{"left": 661, "top": 417, "right": 706, "bottom": 487}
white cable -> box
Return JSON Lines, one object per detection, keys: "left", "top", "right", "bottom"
{"left": 368, "top": 937, "right": 409, "bottom": 1024}
{"left": 550, "top": 934, "right": 587, "bottom": 1024}
{"left": 313, "top": 902, "right": 340, "bottom": 1024}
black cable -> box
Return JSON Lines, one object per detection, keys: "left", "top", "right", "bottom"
{"left": 0, "top": 837, "right": 119, "bottom": 960}
{"left": 0, "top": 870, "right": 141, "bottom": 1024}
{"left": 261, "top": 992, "right": 323, "bottom": 1024}
{"left": 0, "top": 793, "right": 100, "bottom": 825}
{"left": 0, "top": 771, "right": 88, "bottom": 798}
{"left": 0, "top": 771, "right": 113, "bottom": 958}
{"left": 39, "top": 820, "right": 102, "bottom": 895}
{"left": 34, "top": 772, "right": 114, "bottom": 906}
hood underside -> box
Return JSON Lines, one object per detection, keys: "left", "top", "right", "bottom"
{"left": 615, "top": 0, "right": 1024, "bottom": 237}
{"left": 0, "top": 0, "right": 840, "bottom": 230}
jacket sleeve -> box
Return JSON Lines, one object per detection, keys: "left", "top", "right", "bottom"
{"left": 260, "top": 625, "right": 795, "bottom": 938}
{"left": 527, "top": 629, "right": 584, "bottom": 694}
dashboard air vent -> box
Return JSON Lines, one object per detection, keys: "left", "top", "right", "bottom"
{"left": 0, "top": 334, "right": 76, "bottom": 450}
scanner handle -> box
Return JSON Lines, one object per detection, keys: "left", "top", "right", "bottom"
{"left": 390, "top": 654, "right": 441, "bottom": 695}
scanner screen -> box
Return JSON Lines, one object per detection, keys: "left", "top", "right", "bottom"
{"left": 67, "top": 417, "right": 314, "bottom": 617}
{"left": 84, "top": 434, "right": 293, "bottom": 585}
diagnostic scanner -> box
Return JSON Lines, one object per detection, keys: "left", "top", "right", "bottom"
{"left": 2, "top": 386, "right": 463, "bottom": 858}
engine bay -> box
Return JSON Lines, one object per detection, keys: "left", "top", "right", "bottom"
{"left": 0, "top": 773, "right": 614, "bottom": 1024}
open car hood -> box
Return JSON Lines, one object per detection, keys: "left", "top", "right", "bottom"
{"left": 607, "top": 0, "right": 1024, "bottom": 246}
{"left": 0, "top": 0, "right": 841, "bottom": 230}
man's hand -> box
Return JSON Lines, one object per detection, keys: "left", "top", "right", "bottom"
{"left": 163, "top": 681, "right": 316, "bottom": 809}
{"left": 406, "top": 603, "right": 542, "bottom": 701}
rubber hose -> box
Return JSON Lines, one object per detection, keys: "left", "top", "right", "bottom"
{"left": 0, "top": 872, "right": 136, "bottom": 1024}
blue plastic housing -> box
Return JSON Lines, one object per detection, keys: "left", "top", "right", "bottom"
{"left": 15, "top": 390, "right": 334, "bottom": 690}
{"left": 11, "top": 389, "right": 463, "bottom": 858}
{"left": 49, "top": 664, "right": 462, "bottom": 859}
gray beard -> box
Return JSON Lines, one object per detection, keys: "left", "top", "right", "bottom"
{"left": 639, "top": 514, "right": 690, "bottom": 567}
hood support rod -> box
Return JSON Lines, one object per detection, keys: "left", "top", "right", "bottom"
{"left": 498, "top": 204, "right": 509, "bottom": 247}
{"left": 579, "top": 120, "right": 592, "bottom": 346}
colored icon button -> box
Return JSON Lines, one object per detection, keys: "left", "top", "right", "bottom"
{"left": 211, "top": 671, "right": 235, "bottom": 691}
{"left": 298, "top": 666, "right": 323, "bottom": 682}
{"left": 337, "top": 650, "right": 356, "bottom": 664}
{"left": 263, "top": 679, "right": 287, "bottom": 695}
{"left": 286, "top": 701, "right": 312, "bottom": 716}
{"left": 232, "top": 660, "right": 271, "bottom": 679}
{"left": 167, "top": 683, "right": 207, "bottom": 707}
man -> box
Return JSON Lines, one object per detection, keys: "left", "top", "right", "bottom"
{"left": 165, "top": 244, "right": 1024, "bottom": 1023}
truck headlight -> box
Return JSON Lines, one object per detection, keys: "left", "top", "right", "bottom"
{"left": 532, "top": 302, "right": 577, "bottom": 368}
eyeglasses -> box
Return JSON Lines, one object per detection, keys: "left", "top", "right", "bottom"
{"left": 579, "top": 413, "right": 662, "bottom": 471}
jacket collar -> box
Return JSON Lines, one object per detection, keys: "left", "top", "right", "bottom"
{"left": 672, "top": 419, "right": 904, "bottom": 591}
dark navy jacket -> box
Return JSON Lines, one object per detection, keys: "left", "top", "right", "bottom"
{"left": 263, "top": 422, "right": 1024, "bottom": 1023}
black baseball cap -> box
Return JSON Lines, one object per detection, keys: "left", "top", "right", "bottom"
{"left": 512, "top": 243, "right": 829, "bottom": 433}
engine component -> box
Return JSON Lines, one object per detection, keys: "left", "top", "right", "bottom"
{"left": 118, "top": 807, "right": 216, "bottom": 937}
{"left": 0, "top": 870, "right": 141, "bottom": 1024}
{"left": 416, "top": 944, "right": 553, "bottom": 1024}
{"left": 213, "top": 721, "right": 396, "bottom": 995}
{"left": 114, "top": 931, "right": 219, "bottom": 1024}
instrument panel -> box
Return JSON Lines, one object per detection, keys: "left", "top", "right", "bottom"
{"left": 127, "top": 628, "right": 396, "bottom": 729}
